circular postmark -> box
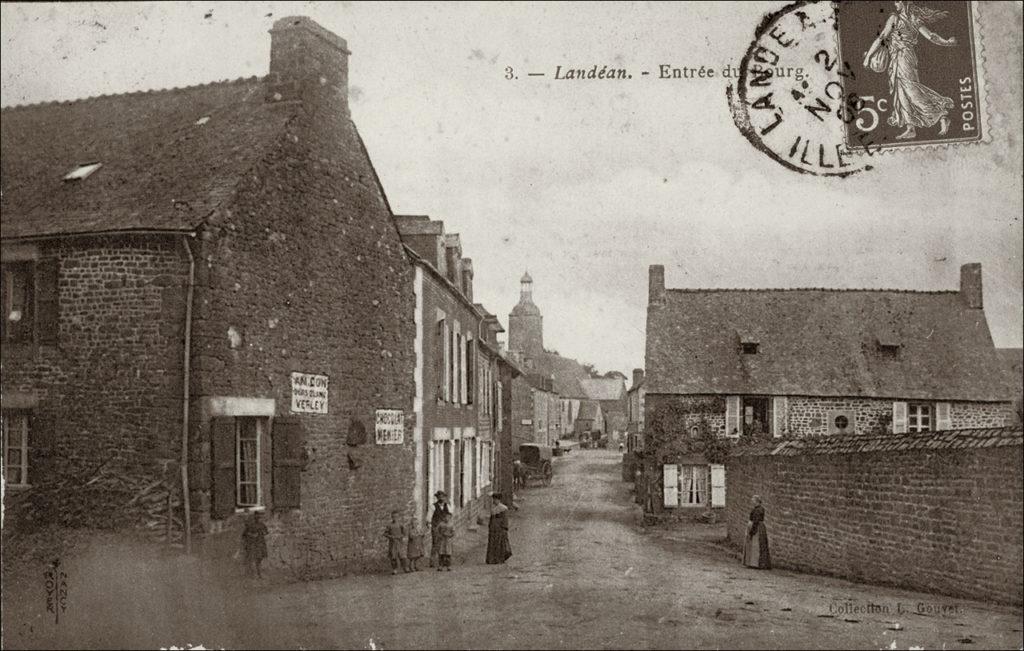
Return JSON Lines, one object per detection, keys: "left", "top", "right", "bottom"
{"left": 728, "top": 0, "right": 871, "bottom": 177}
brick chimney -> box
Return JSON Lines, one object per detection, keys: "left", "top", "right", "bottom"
{"left": 960, "top": 263, "right": 983, "bottom": 309}
{"left": 266, "top": 16, "right": 350, "bottom": 112}
{"left": 632, "top": 368, "right": 645, "bottom": 390}
{"left": 393, "top": 215, "right": 448, "bottom": 274}
{"left": 648, "top": 265, "right": 665, "bottom": 305}
{"left": 444, "top": 235, "right": 462, "bottom": 290}
{"left": 461, "top": 258, "right": 474, "bottom": 301}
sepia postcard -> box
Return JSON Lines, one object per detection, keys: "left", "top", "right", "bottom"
{"left": 1, "top": 2, "right": 1021, "bottom": 649}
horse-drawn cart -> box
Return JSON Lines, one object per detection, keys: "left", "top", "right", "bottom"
{"left": 516, "top": 443, "right": 553, "bottom": 487}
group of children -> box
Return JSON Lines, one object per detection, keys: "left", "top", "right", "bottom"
{"left": 384, "top": 509, "right": 454, "bottom": 574}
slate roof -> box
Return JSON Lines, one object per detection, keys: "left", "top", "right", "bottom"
{"left": 646, "top": 288, "right": 1012, "bottom": 402}
{"left": 1, "top": 77, "right": 291, "bottom": 240}
{"left": 576, "top": 400, "right": 601, "bottom": 421}
{"left": 996, "top": 348, "right": 1023, "bottom": 394}
{"left": 731, "top": 427, "right": 1022, "bottom": 457}
{"left": 532, "top": 351, "right": 593, "bottom": 398}
{"left": 580, "top": 377, "right": 626, "bottom": 401}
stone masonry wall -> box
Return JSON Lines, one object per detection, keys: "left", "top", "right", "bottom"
{"left": 2, "top": 236, "right": 189, "bottom": 528}
{"left": 647, "top": 394, "right": 1011, "bottom": 439}
{"left": 725, "top": 444, "right": 1024, "bottom": 605}
{"left": 188, "top": 78, "right": 416, "bottom": 575}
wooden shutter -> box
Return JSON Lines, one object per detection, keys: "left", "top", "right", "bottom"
{"left": 725, "top": 396, "right": 741, "bottom": 437}
{"left": 662, "top": 464, "right": 679, "bottom": 508}
{"left": 210, "top": 418, "right": 236, "bottom": 519}
{"left": 710, "top": 464, "right": 726, "bottom": 507}
{"left": 35, "top": 258, "right": 60, "bottom": 345}
{"left": 771, "top": 397, "right": 788, "bottom": 437}
{"left": 892, "top": 401, "right": 908, "bottom": 434}
{"left": 436, "top": 320, "right": 445, "bottom": 399}
{"left": 935, "top": 402, "right": 952, "bottom": 431}
{"left": 272, "top": 417, "right": 303, "bottom": 510}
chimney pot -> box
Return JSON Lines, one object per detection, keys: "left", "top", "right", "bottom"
{"left": 632, "top": 368, "right": 645, "bottom": 389}
{"left": 959, "top": 263, "right": 983, "bottom": 309}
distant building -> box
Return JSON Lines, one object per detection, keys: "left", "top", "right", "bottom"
{"left": 395, "top": 215, "right": 498, "bottom": 528}
{"left": 579, "top": 377, "right": 627, "bottom": 442}
{"left": 506, "top": 271, "right": 603, "bottom": 441}
{"left": 626, "top": 369, "right": 647, "bottom": 453}
{"left": 643, "top": 263, "right": 1015, "bottom": 515}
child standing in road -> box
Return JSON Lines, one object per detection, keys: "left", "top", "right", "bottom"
{"left": 435, "top": 513, "right": 455, "bottom": 571}
{"left": 407, "top": 521, "right": 425, "bottom": 571}
{"left": 384, "top": 510, "right": 410, "bottom": 575}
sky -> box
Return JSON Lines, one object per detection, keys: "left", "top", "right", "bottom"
{"left": 2, "top": 1, "right": 1022, "bottom": 377}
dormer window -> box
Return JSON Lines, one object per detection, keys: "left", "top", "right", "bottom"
{"left": 741, "top": 342, "right": 759, "bottom": 355}
{"left": 63, "top": 162, "right": 102, "bottom": 181}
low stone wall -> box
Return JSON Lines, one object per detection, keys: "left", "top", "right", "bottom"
{"left": 725, "top": 428, "right": 1023, "bottom": 605}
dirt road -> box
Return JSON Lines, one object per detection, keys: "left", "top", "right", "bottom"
{"left": 5, "top": 449, "right": 1022, "bottom": 649}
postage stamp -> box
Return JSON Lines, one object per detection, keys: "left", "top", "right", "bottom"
{"left": 836, "top": 1, "right": 986, "bottom": 151}
{"left": 728, "top": 1, "right": 871, "bottom": 177}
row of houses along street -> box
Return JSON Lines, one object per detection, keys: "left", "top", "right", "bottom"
{"left": 0, "top": 16, "right": 633, "bottom": 578}
{"left": 1, "top": 12, "right": 1022, "bottom": 650}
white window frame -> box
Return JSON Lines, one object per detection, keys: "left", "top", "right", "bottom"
{"left": 2, "top": 410, "right": 30, "bottom": 487}
{"left": 235, "top": 417, "right": 263, "bottom": 509}
{"left": 679, "top": 465, "right": 707, "bottom": 507}
{"left": 908, "top": 403, "right": 932, "bottom": 433}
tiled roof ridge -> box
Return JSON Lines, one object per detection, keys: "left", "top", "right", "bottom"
{"left": 1, "top": 75, "right": 266, "bottom": 112}
{"left": 665, "top": 287, "right": 958, "bottom": 295}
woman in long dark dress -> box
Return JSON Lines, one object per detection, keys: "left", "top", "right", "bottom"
{"left": 485, "top": 493, "right": 512, "bottom": 565}
{"left": 742, "top": 495, "right": 772, "bottom": 569}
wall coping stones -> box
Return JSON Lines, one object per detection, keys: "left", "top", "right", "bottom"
{"left": 729, "top": 426, "right": 1022, "bottom": 458}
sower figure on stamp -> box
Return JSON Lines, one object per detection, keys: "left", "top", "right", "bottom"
{"left": 241, "top": 511, "right": 269, "bottom": 579}
{"left": 863, "top": 1, "right": 957, "bottom": 140}
{"left": 742, "top": 495, "right": 772, "bottom": 570}
{"left": 429, "top": 490, "right": 451, "bottom": 568}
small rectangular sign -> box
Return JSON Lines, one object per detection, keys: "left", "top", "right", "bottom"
{"left": 375, "top": 409, "right": 404, "bottom": 445}
{"left": 521, "top": 419, "right": 533, "bottom": 426}
{"left": 290, "top": 372, "right": 329, "bottom": 414}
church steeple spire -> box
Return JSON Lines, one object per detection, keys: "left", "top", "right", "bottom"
{"left": 509, "top": 270, "right": 543, "bottom": 356}
{"left": 520, "top": 271, "right": 533, "bottom": 301}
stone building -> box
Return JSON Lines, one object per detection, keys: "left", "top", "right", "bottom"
{"left": 580, "top": 377, "right": 627, "bottom": 443}
{"left": 1, "top": 17, "right": 418, "bottom": 574}
{"left": 394, "top": 215, "right": 498, "bottom": 529}
{"left": 643, "top": 263, "right": 1015, "bottom": 514}
{"left": 626, "top": 369, "right": 647, "bottom": 453}
{"left": 506, "top": 271, "right": 596, "bottom": 442}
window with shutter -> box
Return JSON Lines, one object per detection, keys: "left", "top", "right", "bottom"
{"left": 436, "top": 319, "right": 446, "bottom": 401}
{"left": 272, "top": 417, "right": 303, "bottom": 510}
{"left": 662, "top": 464, "right": 679, "bottom": 508}
{"left": 2, "top": 409, "right": 31, "bottom": 486}
{"left": 935, "top": 402, "right": 952, "bottom": 431}
{"left": 771, "top": 397, "right": 788, "bottom": 437}
{"left": 710, "top": 464, "right": 726, "bottom": 507}
{"left": 465, "top": 338, "right": 473, "bottom": 405}
{"left": 2, "top": 262, "right": 36, "bottom": 344}
{"left": 892, "top": 401, "right": 908, "bottom": 434}
{"left": 725, "top": 396, "right": 741, "bottom": 438}
{"left": 210, "top": 418, "right": 237, "bottom": 519}
{"left": 35, "top": 258, "right": 60, "bottom": 345}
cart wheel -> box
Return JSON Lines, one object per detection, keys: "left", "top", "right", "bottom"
{"left": 542, "top": 462, "right": 553, "bottom": 486}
